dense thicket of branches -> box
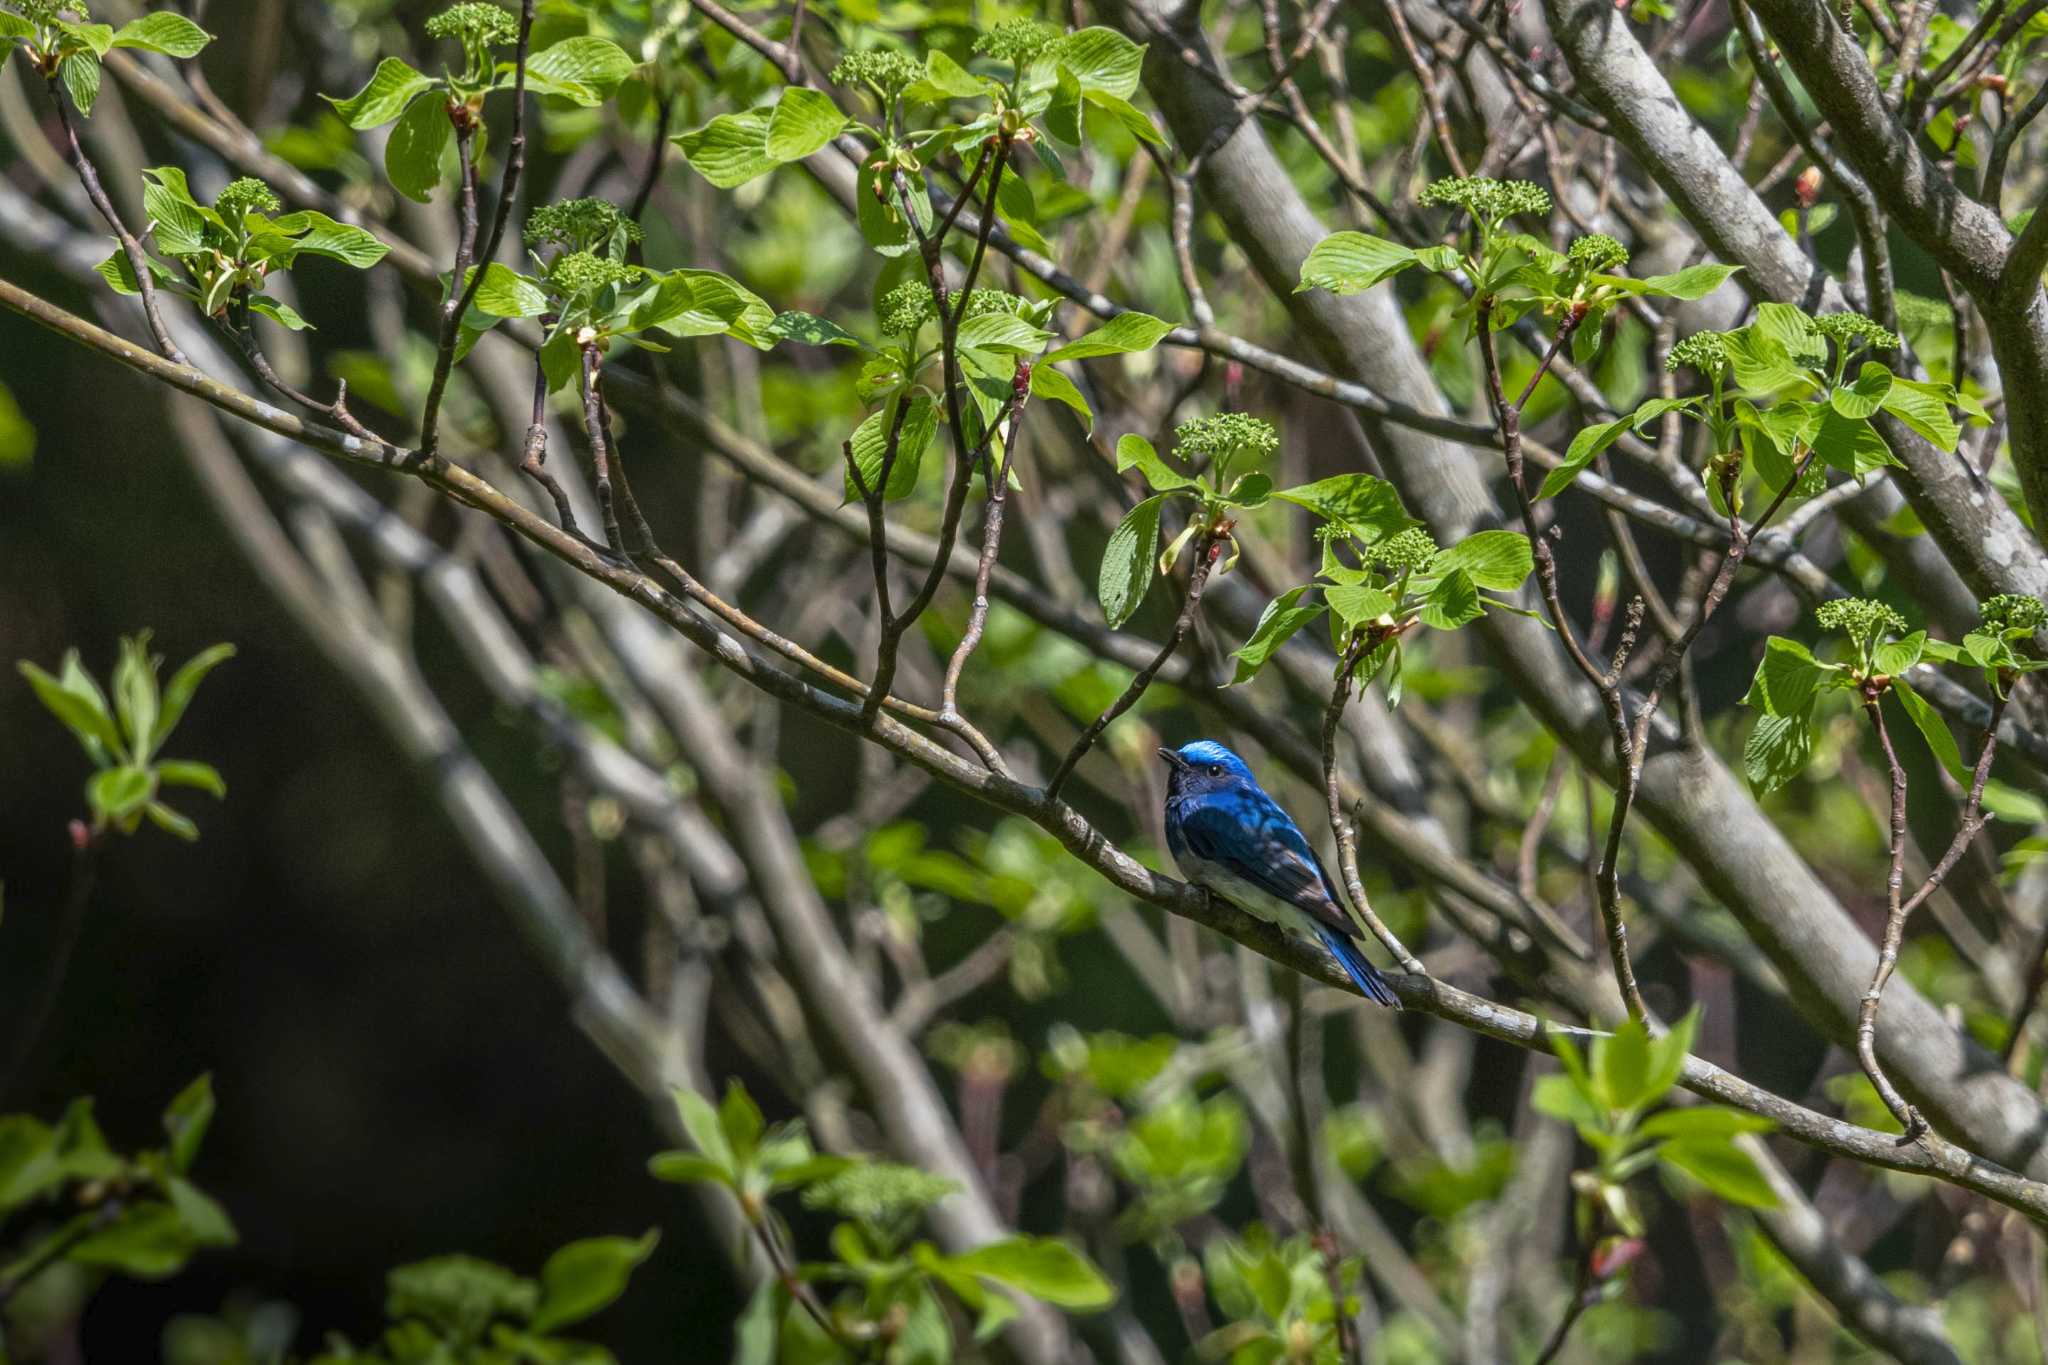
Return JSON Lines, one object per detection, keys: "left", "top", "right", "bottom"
{"left": 19, "top": 0, "right": 2048, "bottom": 1359}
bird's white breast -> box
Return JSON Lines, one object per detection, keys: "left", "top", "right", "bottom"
{"left": 1180, "top": 857, "right": 1321, "bottom": 942}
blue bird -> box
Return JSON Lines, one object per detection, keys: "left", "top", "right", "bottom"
{"left": 1160, "top": 740, "right": 1400, "bottom": 1008}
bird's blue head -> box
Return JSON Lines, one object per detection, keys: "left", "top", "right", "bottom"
{"left": 1158, "top": 739, "right": 1258, "bottom": 798}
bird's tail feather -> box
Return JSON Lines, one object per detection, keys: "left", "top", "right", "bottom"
{"left": 1315, "top": 924, "right": 1401, "bottom": 1008}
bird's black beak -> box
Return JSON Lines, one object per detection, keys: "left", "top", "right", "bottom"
{"left": 1157, "top": 747, "right": 1186, "bottom": 771}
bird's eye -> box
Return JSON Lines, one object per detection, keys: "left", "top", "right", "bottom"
{"left": 1207, "top": 764, "right": 1225, "bottom": 777}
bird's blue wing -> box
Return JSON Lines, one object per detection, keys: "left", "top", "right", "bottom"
{"left": 1177, "top": 794, "right": 1350, "bottom": 935}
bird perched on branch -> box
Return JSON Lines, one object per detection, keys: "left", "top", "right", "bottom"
{"left": 1159, "top": 740, "right": 1400, "bottom": 1007}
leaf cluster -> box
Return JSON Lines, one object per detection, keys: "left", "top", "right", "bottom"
{"left": 0, "top": 2, "right": 211, "bottom": 116}
{"left": 18, "top": 632, "right": 233, "bottom": 838}
{"left": 99, "top": 168, "right": 387, "bottom": 329}
{"left": 0, "top": 1077, "right": 235, "bottom": 1317}
{"left": 652, "top": 1081, "right": 1113, "bottom": 1355}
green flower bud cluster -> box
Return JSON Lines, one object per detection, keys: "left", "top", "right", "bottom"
{"left": 961, "top": 288, "right": 1027, "bottom": 318}
{"left": 974, "top": 17, "right": 1059, "bottom": 67}
{"left": 831, "top": 49, "right": 923, "bottom": 100}
{"left": 801, "top": 1164, "right": 961, "bottom": 1223}
{"left": 1366, "top": 527, "right": 1440, "bottom": 574}
{"left": 425, "top": 2, "right": 518, "bottom": 48}
{"left": 7, "top": 0, "right": 73, "bottom": 27}
{"left": 1815, "top": 596, "right": 1906, "bottom": 640}
{"left": 1980, "top": 594, "right": 2046, "bottom": 633}
{"left": 879, "top": 281, "right": 935, "bottom": 336}
{"left": 1811, "top": 311, "right": 1900, "bottom": 353}
{"left": 524, "top": 198, "right": 641, "bottom": 253}
{"left": 1567, "top": 233, "right": 1629, "bottom": 273}
{"left": 214, "top": 177, "right": 281, "bottom": 222}
{"left": 1175, "top": 412, "right": 1279, "bottom": 461}
{"left": 1417, "top": 176, "right": 1551, "bottom": 225}
{"left": 1666, "top": 330, "right": 1728, "bottom": 374}
{"left": 547, "top": 250, "right": 641, "bottom": 298}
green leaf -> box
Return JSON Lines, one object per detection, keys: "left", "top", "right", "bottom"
{"left": 1615, "top": 261, "right": 1740, "bottom": 300}
{"left": 1742, "top": 637, "right": 1827, "bottom": 717}
{"left": 1325, "top": 584, "right": 1397, "bottom": 631}
{"left": 1891, "top": 678, "right": 1971, "bottom": 783}
{"left": 1643, "top": 1006, "right": 1699, "bottom": 1101}
{"left": 110, "top": 12, "right": 211, "bottom": 56}
{"left": 1754, "top": 302, "right": 1827, "bottom": 364}
{"left": 1638, "top": 1107, "right": 1774, "bottom": 1142}
{"left": 18, "top": 659, "right": 122, "bottom": 758}
{"left": 246, "top": 296, "right": 310, "bottom": 330}
{"left": 112, "top": 637, "right": 159, "bottom": 757}
{"left": 768, "top": 310, "right": 865, "bottom": 348}
{"left": 1830, "top": 362, "right": 1893, "bottom": 419}
{"left": 1660, "top": 1137, "right": 1778, "bottom": 1208}
{"left": 266, "top": 211, "right": 390, "bottom": 268}
{"left": 1230, "top": 588, "right": 1325, "bottom": 684}
{"left": 1099, "top": 495, "right": 1167, "bottom": 628}
{"left": 1433, "top": 530, "right": 1532, "bottom": 590}
{"left": 1810, "top": 408, "right": 1899, "bottom": 477}
{"left": 69, "top": 1202, "right": 205, "bottom": 1277}
{"left": 89, "top": 765, "right": 153, "bottom": 822}
{"left": 956, "top": 311, "right": 1052, "bottom": 355}
{"left": 764, "top": 86, "right": 847, "bottom": 161}
{"left": 946, "top": 1237, "right": 1115, "bottom": 1310}
{"left": 1722, "top": 329, "right": 1807, "bottom": 395}
{"left": 327, "top": 57, "right": 433, "bottom": 130}
{"left": 154, "top": 642, "right": 232, "bottom": 747}
{"left": 1029, "top": 364, "right": 1092, "bottom": 428}
{"left": 1744, "top": 711, "right": 1815, "bottom": 796}
{"left": 462, "top": 263, "right": 547, "bottom": 319}
{"left": 904, "top": 50, "right": 986, "bottom": 101}
{"left": 1873, "top": 630, "right": 1926, "bottom": 676}
{"left": 1594, "top": 1016, "right": 1654, "bottom": 1111}
{"left": 1045, "top": 311, "right": 1173, "bottom": 362}
{"left": 144, "top": 801, "right": 199, "bottom": 840}
{"left": 530, "top": 1230, "right": 659, "bottom": 1333}
{"left": 167, "top": 1176, "right": 236, "bottom": 1246}
{"left": 674, "top": 110, "right": 777, "bottom": 190}
{"left": 1272, "top": 473, "right": 1410, "bottom": 540}
{"left": 670, "top": 1088, "right": 733, "bottom": 1169}
{"left": 161, "top": 1074, "right": 214, "bottom": 1173}
{"left": 718, "top": 1081, "right": 764, "bottom": 1161}
{"left": 61, "top": 51, "right": 99, "bottom": 116}
{"left": 1531, "top": 1073, "right": 1604, "bottom": 1135}
{"left": 1045, "top": 65, "right": 1082, "bottom": 145}
{"left": 524, "top": 36, "right": 635, "bottom": 101}
{"left": 845, "top": 393, "right": 937, "bottom": 501}
{"left": 1054, "top": 27, "right": 1144, "bottom": 97}
{"left": 385, "top": 90, "right": 453, "bottom": 203}
{"left": 1081, "top": 89, "right": 1164, "bottom": 145}
{"left": 1298, "top": 232, "right": 1420, "bottom": 295}
{"left": 1879, "top": 375, "right": 1962, "bottom": 452}
{"left": 1116, "top": 433, "right": 1197, "bottom": 492}
{"left": 156, "top": 760, "right": 226, "bottom": 798}
{"left": 647, "top": 1151, "right": 729, "bottom": 1185}
{"left": 855, "top": 159, "right": 929, "bottom": 257}
{"left": 1419, "top": 568, "right": 1481, "bottom": 629}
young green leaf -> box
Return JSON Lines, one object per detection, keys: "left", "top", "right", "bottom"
{"left": 1045, "top": 311, "right": 1173, "bottom": 362}
{"left": 1742, "top": 637, "right": 1828, "bottom": 717}
{"left": 845, "top": 393, "right": 938, "bottom": 501}
{"left": 529, "top": 1230, "right": 659, "bottom": 1333}
{"left": 1230, "top": 587, "right": 1325, "bottom": 684}
{"left": 384, "top": 91, "right": 453, "bottom": 203}
{"left": 1890, "top": 678, "right": 1971, "bottom": 784}
{"left": 1115, "top": 433, "right": 1197, "bottom": 492}
{"left": 1419, "top": 569, "right": 1482, "bottom": 629}
{"left": 1271, "top": 473, "right": 1409, "bottom": 540}
{"left": 1433, "top": 530, "right": 1532, "bottom": 590}
{"left": 327, "top": 57, "right": 434, "bottom": 130}
{"left": 1659, "top": 1137, "right": 1778, "bottom": 1208}
{"left": 1099, "top": 495, "right": 1168, "bottom": 628}
{"left": 1298, "top": 232, "right": 1422, "bottom": 295}
{"left": 1053, "top": 27, "right": 1144, "bottom": 97}
{"left": 674, "top": 110, "right": 778, "bottom": 190}
{"left": 1029, "top": 365, "right": 1092, "bottom": 427}
{"left": 110, "top": 12, "right": 212, "bottom": 57}
{"left": 1744, "top": 711, "right": 1815, "bottom": 795}
{"left": 944, "top": 1236, "right": 1115, "bottom": 1309}
{"left": 764, "top": 86, "right": 848, "bottom": 162}
{"left": 1878, "top": 375, "right": 1962, "bottom": 452}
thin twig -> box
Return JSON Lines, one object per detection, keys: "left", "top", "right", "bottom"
{"left": 419, "top": 0, "right": 535, "bottom": 459}
{"left": 1320, "top": 636, "right": 1426, "bottom": 975}
{"left": 0, "top": 825, "right": 100, "bottom": 1104}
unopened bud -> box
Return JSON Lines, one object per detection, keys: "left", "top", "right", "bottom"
{"left": 1795, "top": 166, "right": 1823, "bottom": 208}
